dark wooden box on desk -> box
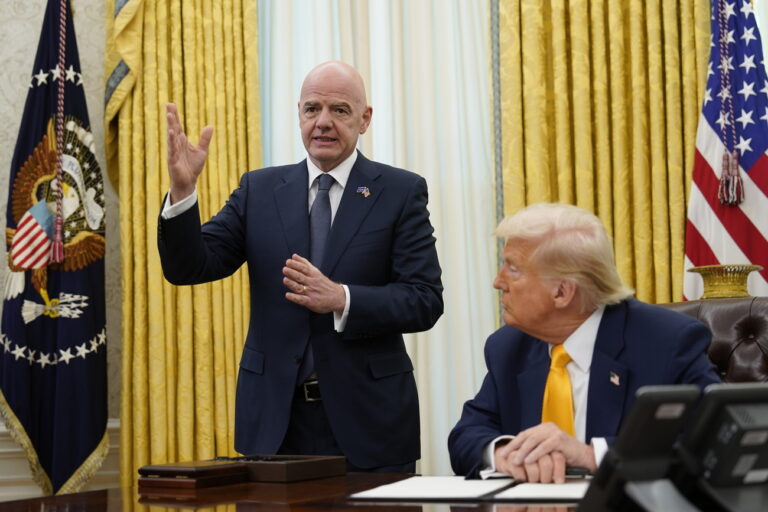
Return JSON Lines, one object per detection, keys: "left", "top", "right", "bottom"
{"left": 138, "top": 455, "right": 346, "bottom": 492}
{"left": 138, "top": 460, "right": 249, "bottom": 489}
{"left": 227, "top": 454, "right": 346, "bottom": 482}
{"left": 136, "top": 473, "right": 416, "bottom": 510}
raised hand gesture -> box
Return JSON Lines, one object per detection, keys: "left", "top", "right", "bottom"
{"left": 166, "top": 102, "right": 214, "bottom": 203}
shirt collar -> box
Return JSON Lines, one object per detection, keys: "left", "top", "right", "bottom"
{"left": 554, "top": 305, "right": 606, "bottom": 372}
{"left": 306, "top": 150, "right": 357, "bottom": 189}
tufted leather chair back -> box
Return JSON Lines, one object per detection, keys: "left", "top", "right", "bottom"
{"left": 659, "top": 297, "right": 768, "bottom": 383}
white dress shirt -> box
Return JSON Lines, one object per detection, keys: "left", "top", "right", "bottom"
{"left": 161, "top": 151, "right": 358, "bottom": 332}
{"left": 480, "top": 306, "right": 608, "bottom": 478}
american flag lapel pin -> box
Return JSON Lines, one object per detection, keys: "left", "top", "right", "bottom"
{"left": 356, "top": 186, "right": 370, "bottom": 198}
{"left": 609, "top": 371, "right": 621, "bottom": 386}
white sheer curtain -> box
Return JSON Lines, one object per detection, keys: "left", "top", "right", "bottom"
{"left": 258, "top": 0, "right": 497, "bottom": 474}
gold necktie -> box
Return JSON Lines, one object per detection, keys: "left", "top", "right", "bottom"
{"left": 541, "top": 344, "right": 575, "bottom": 436}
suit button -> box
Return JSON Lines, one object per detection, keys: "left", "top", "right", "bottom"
{"left": 294, "top": 356, "right": 302, "bottom": 364}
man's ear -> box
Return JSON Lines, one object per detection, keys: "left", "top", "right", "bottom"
{"left": 359, "top": 106, "right": 373, "bottom": 134}
{"left": 552, "top": 279, "right": 577, "bottom": 309}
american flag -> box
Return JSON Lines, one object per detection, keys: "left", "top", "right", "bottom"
{"left": 9, "top": 201, "right": 54, "bottom": 271}
{"left": 684, "top": 0, "right": 768, "bottom": 299}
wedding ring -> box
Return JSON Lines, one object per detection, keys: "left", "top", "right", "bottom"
{"left": 302, "top": 285, "right": 307, "bottom": 293}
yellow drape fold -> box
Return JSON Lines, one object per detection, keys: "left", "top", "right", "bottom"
{"left": 106, "top": 0, "right": 260, "bottom": 488}
{"left": 498, "top": 0, "right": 710, "bottom": 303}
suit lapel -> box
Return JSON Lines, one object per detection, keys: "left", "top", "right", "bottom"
{"left": 322, "top": 154, "right": 382, "bottom": 275}
{"left": 274, "top": 162, "right": 310, "bottom": 257}
{"left": 586, "top": 302, "right": 630, "bottom": 440}
{"left": 517, "top": 343, "right": 550, "bottom": 431}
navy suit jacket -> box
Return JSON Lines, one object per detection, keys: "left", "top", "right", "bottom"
{"left": 448, "top": 299, "right": 720, "bottom": 477}
{"left": 158, "top": 153, "right": 443, "bottom": 467}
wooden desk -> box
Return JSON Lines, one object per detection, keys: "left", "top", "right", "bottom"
{"left": 0, "top": 474, "right": 574, "bottom": 512}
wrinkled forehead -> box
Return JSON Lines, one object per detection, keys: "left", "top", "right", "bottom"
{"left": 503, "top": 236, "right": 540, "bottom": 253}
{"left": 300, "top": 66, "right": 367, "bottom": 107}
{"left": 299, "top": 85, "right": 364, "bottom": 108}
{"left": 502, "top": 238, "right": 535, "bottom": 264}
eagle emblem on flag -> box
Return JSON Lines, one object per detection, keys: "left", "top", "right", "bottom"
{"left": 5, "top": 119, "right": 105, "bottom": 323}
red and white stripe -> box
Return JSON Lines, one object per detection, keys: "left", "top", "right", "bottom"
{"left": 10, "top": 212, "right": 52, "bottom": 270}
{"left": 684, "top": 115, "right": 768, "bottom": 299}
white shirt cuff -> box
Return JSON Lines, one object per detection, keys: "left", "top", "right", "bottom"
{"left": 591, "top": 437, "right": 608, "bottom": 467}
{"left": 479, "top": 435, "right": 515, "bottom": 479}
{"left": 333, "top": 285, "right": 350, "bottom": 332}
{"left": 161, "top": 189, "right": 198, "bottom": 219}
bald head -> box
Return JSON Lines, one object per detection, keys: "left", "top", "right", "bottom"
{"left": 300, "top": 61, "right": 369, "bottom": 109}
{"left": 298, "top": 61, "right": 373, "bottom": 171}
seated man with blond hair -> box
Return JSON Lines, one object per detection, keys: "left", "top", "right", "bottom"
{"left": 448, "top": 202, "right": 719, "bottom": 482}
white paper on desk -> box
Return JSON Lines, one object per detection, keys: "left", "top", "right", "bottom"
{"left": 349, "top": 476, "right": 514, "bottom": 500}
{"left": 493, "top": 480, "right": 590, "bottom": 501}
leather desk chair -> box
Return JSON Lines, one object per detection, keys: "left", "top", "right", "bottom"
{"left": 660, "top": 297, "right": 768, "bottom": 383}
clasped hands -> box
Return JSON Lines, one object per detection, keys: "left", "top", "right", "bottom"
{"left": 493, "top": 422, "right": 597, "bottom": 484}
{"left": 283, "top": 254, "right": 346, "bottom": 314}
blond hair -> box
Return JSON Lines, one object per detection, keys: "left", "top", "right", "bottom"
{"left": 495, "top": 203, "right": 633, "bottom": 310}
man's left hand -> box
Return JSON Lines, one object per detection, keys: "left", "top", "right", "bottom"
{"left": 283, "top": 254, "right": 346, "bottom": 313}
{"left": 496, "top": 423, "right": 597, "bottom": 483}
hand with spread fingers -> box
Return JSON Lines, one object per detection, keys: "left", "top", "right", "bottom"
{"left": 283, "top": 254, "right": 346, "bottom": 314}
{"left": 494, "top": 423, "right": 596, "bottom": 483}
{"left": 166, "top": 102, "right": 214, "bottom": 203}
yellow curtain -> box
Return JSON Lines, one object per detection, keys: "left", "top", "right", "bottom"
{"left": 105, "top": 0, "right": 261, "bottom": 487}
{"left": 498, "top": 0, "right": 710, "bottom": 303}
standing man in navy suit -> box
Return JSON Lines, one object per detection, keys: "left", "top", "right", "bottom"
{"left": 448, "top": 203, "right": 719, "bottom": 482}
{"left": 158, "top": 61, "right": 443, "bottom": 472}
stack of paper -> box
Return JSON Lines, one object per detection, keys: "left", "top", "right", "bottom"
{"left": 349, "top": 476, "right": 591, "bottom": 502}
{"left": 493, "top": 480, "right": 590, "bottom": 501}
{"left": 349, "top": 476, "right": 513, "bottom": 501}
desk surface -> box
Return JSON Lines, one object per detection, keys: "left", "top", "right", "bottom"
{"left": 0, "top": 473, "right": 575, "bottom": 512}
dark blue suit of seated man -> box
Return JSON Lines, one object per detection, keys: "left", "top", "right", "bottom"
{"left": 448, "top": 202, "right": 719, "bottom": 482}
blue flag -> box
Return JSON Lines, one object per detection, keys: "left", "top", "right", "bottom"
{"left": 0, "top": 0, "right": 108, "bottom": 495}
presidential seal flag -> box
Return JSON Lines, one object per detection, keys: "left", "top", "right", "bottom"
{"left": 0, "top": 0, "right": 108, "bottom": 495}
